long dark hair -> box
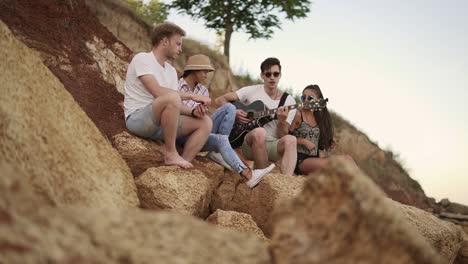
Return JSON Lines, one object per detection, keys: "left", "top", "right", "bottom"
{"left": 303, "top": 85, "right": 334, "bottom": 151}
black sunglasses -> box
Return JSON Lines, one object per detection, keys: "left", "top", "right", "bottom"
{"left": 300, "top": 95, "right": 314, "bottom": 101}
{"left": 264, "top": 71, "right": 280, "bottom": 78}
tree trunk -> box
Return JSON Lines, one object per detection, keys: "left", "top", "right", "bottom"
{"left": 224, "top": 25, "right": 233, "bottom": 62}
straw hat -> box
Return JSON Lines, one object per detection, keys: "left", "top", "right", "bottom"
{"left": 183, "top": 54, "right": 215, "bottom": 72}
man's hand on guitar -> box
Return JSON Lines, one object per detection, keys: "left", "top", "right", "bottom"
{"left": 191, "top": 94, "right": 211, "bottom": 105}
{"left": 236, "top": 109, "right": 250, "bottom": 124}
{"left": 277, "top": 106, "right": 289, "bottom": 122}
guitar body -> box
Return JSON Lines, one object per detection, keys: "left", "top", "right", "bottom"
{"left": 229, "top": 101, "right": 273, "bottom": 148}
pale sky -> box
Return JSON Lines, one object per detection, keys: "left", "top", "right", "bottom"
{"left": 161, "top": 0, "right": 468, "bottom": 205}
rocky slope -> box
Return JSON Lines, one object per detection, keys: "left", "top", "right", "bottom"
{"left": 0, "top": 18, "right": 137, "bottom": 208}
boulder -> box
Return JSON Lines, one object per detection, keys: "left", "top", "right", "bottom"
{"left": 207, "top": 209, "right": 268, "bottom": 242}
{"left": 135, "top": 160, "right": 224, "bottom": 218}
{"left": 0, "top": 21, "right": 138, "bottom": 208}
{"left": 112, "top": 131, "right": 165, "bottom": 176}
{"left": 271, "top": 158, "right": 443, "bottom": 264}
{"left": 392, "top": 200, "right": 464, "bottom": 263}
{"left": 211, "top": 171, "right": 305, "bottom": 237}
{"left": 443, "top": 201, "right": 468, "bottom": 215}
{"left": 0, "top": 162, "right": 271, "bottom": 264}
{"left": 454, "top": 239, "right": 468, "bottom": 264}
{"left": 441, "top": 199, "right": 452, "bottom": 207}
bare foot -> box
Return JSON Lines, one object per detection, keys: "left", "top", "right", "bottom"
{"left": 165, "top": 153, "right": 193, "bottom": 169}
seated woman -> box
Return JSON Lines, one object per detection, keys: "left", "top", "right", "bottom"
{"left": 177, "top": 54, "right": 274, "bottom": 188}
{"left": 290, "top": 84, "right": 354, "bottom": 175}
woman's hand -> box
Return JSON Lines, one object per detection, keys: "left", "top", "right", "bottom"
{"left": 298, "top": 138, "right": 316, "bottom": 150}
{"left": 304, "top": 140, "right": 316, "bottom": 150}
{"left": 193, "top": 104, "right": 209, "bottom": 117}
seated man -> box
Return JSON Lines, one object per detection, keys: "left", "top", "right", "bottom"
{"left": 123, "top": 22, "right": 212, "bottom": 169}
{"left": 215, "top": 57, "right": 297, "bottom": 176}
{"left": 177, "top": 54, "right": 274, "bottom": 188}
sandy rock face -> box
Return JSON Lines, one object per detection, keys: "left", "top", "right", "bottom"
{"left": 85, "top": 0, "right": 152, "bottom": 53}
{"left": 135, "top": 162, "right": 223, "bottom": 218}
{"left": 212, "top": 171, "right": 305, "bottom": 237}
{"left": 0, "top": 0, "right": 133, "bottom": 139}
{"left": 112, "top": 131, "right": 165, "bottom": 176}
{"left": 392, "top": 201, "right": 464, "bottom": 262}
{"left": 207, "top": 209, "right": 268, "bottom": 241}
{"left": 271, "top": 158, "right": 443, "bottom": 264}
{"left": 86, "top": 36, "right": 129, "bottom": 94}
{"left": 0, "top": 162, "right": 271, "bottom": 264}
{"left": 0, "top": 21, "right": 138, "bottom": 207}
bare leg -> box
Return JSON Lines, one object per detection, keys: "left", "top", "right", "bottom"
{"left": 298, "top": 157, "right": 329, "bottom": 175}
{"left": 241, "top": 168, "right": 252, "bottom": 180}
{"left": 299, "top": 154, "right": 356, "bottom": 175}
{"left": 244, "top": 128, "right": 269, "bottom": 169}
{"left": 178, "top": 115, "right": 212, "bottom": 162}
{"left": 277, "top": 135, "right": 297, "bottom": 176}
{"left": 152, "top": 92, "right": 192, "bottom": 169}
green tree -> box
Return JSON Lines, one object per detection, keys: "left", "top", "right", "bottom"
{"left": 125, "top": 0, "right": 168, "bottom": 26}
{"left": 169, "top": 0, "right": 311, "bottom": 62}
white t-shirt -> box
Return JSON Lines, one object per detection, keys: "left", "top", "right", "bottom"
{"left": 236, "top": 84, "right": 297, "bottom": 140}
{"left": 124, "top": 52, "right": 178, "bottom": 119}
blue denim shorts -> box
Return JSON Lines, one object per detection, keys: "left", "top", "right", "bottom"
{"left": 126, "top": 102, "right": 183, "bottom": 141}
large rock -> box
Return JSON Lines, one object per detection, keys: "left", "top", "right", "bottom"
{"left": 112, "top": 131, "right": 165, "bottom": 176}
{"left": 207, "top": 209, "right": 268, "bottom": 242}
{"left": 455, "top": 238, "right": 468, "bottom": 264}
{"left": 271, "top": 158, "right": 443, "bottom": 264}
{"left": 0, "top": 0, "right": 133, "bottom": 139}
{"left": 0, "top": 162, "right": 271, "bottom": 264}
{"left": 0, "top": 21, "right": 138, "bottom": 207}
{"left": 439, "top": 199, "right": 468, "bottom": 215}
{"left": 392, "top": 200, "right": 464, "bottom": 263}
{"left": 212, "top": 171, "right": 305, "bottom": 237}
{"left": 135, "top": 160, "right": 224, "bottom": 218}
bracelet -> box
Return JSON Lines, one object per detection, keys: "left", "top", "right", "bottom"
{"left": 191, "top": 108, "right": 197, "bottom": 117}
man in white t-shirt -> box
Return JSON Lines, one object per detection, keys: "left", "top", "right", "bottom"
{"left": 215, "top": 58, "right": 297, "bottom": 175}
{"left": 124, "top": 22, "right": 212, "bottom": 169}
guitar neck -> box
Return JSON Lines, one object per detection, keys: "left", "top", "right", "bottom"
{"left": 253, "top": 104, "right": 301, "bottom": 119}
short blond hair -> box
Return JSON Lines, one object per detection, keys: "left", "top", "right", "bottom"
{"left": 151, "top": 22, "right": 186, "bottom": 47}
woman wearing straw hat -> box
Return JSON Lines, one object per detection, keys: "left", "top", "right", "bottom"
{"left": 177, "top": 54, "right": 274, "bottom": 188}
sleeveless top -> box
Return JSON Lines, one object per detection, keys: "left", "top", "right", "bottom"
{"left": 292, "top": 111, "right": 320, "bottom": 157}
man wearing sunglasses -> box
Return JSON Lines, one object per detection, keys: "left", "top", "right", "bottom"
{"left": 215, "top": 57, "right": 297, "bottom": 176}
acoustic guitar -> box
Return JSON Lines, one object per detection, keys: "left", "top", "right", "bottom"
{"left": 228, "top": 98, "right": 328, "bottom": 148}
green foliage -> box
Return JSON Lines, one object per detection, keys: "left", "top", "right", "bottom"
{"left": 125, "top": 0, "right": 168, "bottom": 25}
{"left": 169, "top": 0, "right": 311, "bottom": 60}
